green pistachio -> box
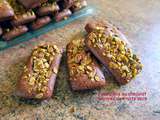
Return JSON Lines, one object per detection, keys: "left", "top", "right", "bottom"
{"left": 35, "top": 93, "right": 43, "bottom": 99}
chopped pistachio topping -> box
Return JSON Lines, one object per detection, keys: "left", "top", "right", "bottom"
{"left": 87, "top": 27, "right": 142, "bottom": 79}
{"left": 23, "top": 45, "right": 60, "bottom": 98}
{"left": 95, "top": 75, "right": 100, "bottom": 81}
{"left": 68, "top": 39, "right": 101, "bottom": 82}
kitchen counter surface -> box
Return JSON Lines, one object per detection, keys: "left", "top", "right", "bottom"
{"left": 0, "top": 0, "right": 160, "bottom": 120}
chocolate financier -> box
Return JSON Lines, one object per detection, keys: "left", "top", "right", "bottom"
{"left": 2, "top": 25, "right": 28, "bottom": 41}
{"left": 85, "top": 22, "right": 143, "bottom": 85}
{"left": 31, "top": 16, "right": 51, "bottom": 30}
{"left": 8, "top": 0, "right": 36, "bottom": 26}
{"left": 55, "top": 9, "right": 72, "bottom": 22}
{"left": 0, "top": 0, "right": 14, "bottom": 22}
{"left": 67, "top": 39, "right": 106, "bottom": 91}
{"left": 71, "top": 0, "right": 87, "bottom": 12}
{"left": 17, "top": 0, "right": 48, "bottom": 9}
{"left": 16, "top": 45, "right": 63, "bottom": 100}
{"left": 37, "top": 2, "right": 60, "bottom": 17}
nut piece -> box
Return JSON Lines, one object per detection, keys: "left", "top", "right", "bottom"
{"left": 53, "top": 68, "right": 58, "bottom": 74}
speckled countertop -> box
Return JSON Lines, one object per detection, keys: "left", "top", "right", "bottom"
{"left": 0, "top": 0, "right": 160, "bottom": 120}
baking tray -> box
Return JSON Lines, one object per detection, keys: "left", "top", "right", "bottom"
{"left": 0, "top": 6, "right": 93, "bottom": 51}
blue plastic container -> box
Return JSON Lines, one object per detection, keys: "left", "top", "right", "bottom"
{"left": 0, "top": 7, "right": 93, "bottom": 51}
